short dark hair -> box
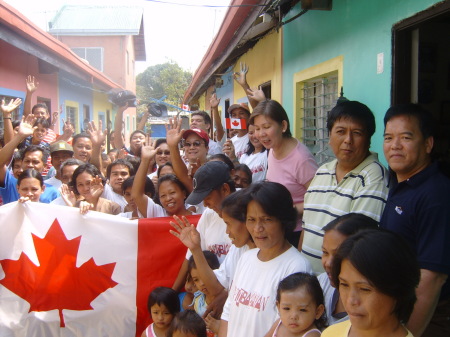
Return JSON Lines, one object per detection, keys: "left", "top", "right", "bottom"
{"left": 188, "top": 250, "right": 220, "bottom": 273}
{"left": 322, "top": 213, "right": 379, "bottom": 234}
{"left": 72, "top": 133, "right": 91, "bottom": 146}
{"left": 11, "top": 151, "right": 22, "bottom": 167}
{"left": 276, "top": 272, "right": 327, "bottom": 331}
{"left": 147, "top": 287, "right": 180, "bottom": 316}
{"left": 32, "top": 103, "right": 48, "bottom": 114}
{"left": 167, "top": 310, "right": 207, "bottom": 337}
{"left": 249, "top": 100, "right": 292, "bottom": 138}
{"left": 70, "top": 163, "right": 106, "bottom": 195}
{"left": 130, "top": 129, "right": 146, "bottom": 141}
{"left": 234, "top": 164, "right": 252, "bottom": 185}
{"left": 60, "top": 158, "right": 84, "bottom": 175}
{"left": 208, "top": 154, "right": 234, "bottom": 172}
{"left": 17, "top": 168, "right": 44, "bottom": 187}
{"left": 331, "top": 229, "right": 420, "bottom": 323}
{"left": 21, "top": 145, "right": 49, "bottom": 164}
{"left": 384, "top": 103, "right": 435, "bottom": 139}
{"left": 106, "top": 159, "right": 135, "bottom": 179}
{"left": 221, "top": 189, "right": 252, "bottom": 223}
{"left": 125, "top": 156, "right": 141, "bottom": 174}
{"left": 157, "top": 162, "right": 173, "bottom": 177}
{"left": 157, "top": 174, "right": 188, "bottom": 199}
{"left": 326, "top": 100, "right": 376, "bottom": 139}
{"left": 122, "top": 176, "right": 155, "bottom": 198}
{"left": 246, "top": 182, "right": 297, "bottom": 236}
{"left": 33, "top": 118, "right": 50, "bottom": 129}
{"left": 155, "top": 138, "right": 167, "bottom": 148}
{"left": 191, "top": 111, "right": 212, "bottom": 129}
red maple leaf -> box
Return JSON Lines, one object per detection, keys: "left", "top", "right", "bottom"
{"left": 232, "top": 120, "right": 240, "bottom": 127}
{"left": 0, "top": 219, "right": 118, "bottom": 327}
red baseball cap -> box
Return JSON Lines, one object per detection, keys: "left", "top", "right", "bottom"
{"left": 182, "top": 128, "right": 209, "bottom": 146}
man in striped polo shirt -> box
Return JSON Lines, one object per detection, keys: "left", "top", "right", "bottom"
{"left": 301, "top": 100, "right": 389, "bottom": 274}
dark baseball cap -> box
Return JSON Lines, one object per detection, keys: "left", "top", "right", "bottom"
{"left": 185, "top": 161, "right": 231, "bottom": 205}
{"left": 50, "top": 141, "right": 74, "bottom": 154}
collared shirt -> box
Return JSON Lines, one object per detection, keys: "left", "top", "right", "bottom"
{"left": 302, "top": 152, "right": 389, "bottom": 274}
{"left": 380, "top": 162, "right": 450, "bottom": 300}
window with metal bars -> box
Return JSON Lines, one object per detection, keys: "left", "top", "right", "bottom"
{"left": 301, "top": 75, "right": 338, "bottom": 165}
{"left": 72, "top": 47, "right": 104, "bottom": 72}
{"left": 66, "top": 106, "right": 78, "bottom": 132}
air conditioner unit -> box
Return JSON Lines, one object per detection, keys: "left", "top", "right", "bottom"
{"left": 242, "top": 13, "right": 275, "bottom": 41}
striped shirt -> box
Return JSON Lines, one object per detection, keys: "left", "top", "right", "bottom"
{"left": 301, "top": 152, "right": 389, "bottom": 274}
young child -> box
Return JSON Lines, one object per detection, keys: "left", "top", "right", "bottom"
{"left": 188, "top": 251, "right": 220, "bottom": 317}
{"left": 179, "top": 273, "right": 198, "bottom": 311}
{"left": 17, "top": 118, "right": 50, "bottom": 151}
{"left": 16, "top": 169, "right": 45, "bottom": 203}
{"left": 167, "top": 310, "right": 207, "bottom": 337}
{"left": 142, "top": 287, "right": 180, "bottom": 337}
{"left": 266, "top": 272, "right": 327, "bottom": 337}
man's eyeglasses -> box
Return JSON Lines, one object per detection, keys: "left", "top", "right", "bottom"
{"left": 156, "top": 150, "right": 170, "bottom": 155}
{"left": 184, "top": 141, "right": 204, "bottom": 148}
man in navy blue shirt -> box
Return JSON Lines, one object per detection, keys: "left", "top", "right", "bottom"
{"left": 381, "top": 104, "right": 450, "bottom": 337}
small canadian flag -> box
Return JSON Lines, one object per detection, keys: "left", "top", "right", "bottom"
{"left": 182, "top": 104, "right": 189, "bottom": 111}
{"left": 225, "top": 118, "right": 247, "bottom": 130}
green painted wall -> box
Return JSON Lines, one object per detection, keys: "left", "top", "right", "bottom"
{"left": 282, "top": 0, "right": 443, "bottom": 161}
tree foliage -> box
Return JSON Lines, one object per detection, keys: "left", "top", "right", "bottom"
{"left": 136, "top": 61, "right": 192, "bottom": 107}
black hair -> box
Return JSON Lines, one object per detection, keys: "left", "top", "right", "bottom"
{"left": 157, "top": 174, "right": 188, "bottom": 199}
{"left": 234, "top": 164, "right": 252, "bottom": 185}
{"left": 130, "top": 129, "right": 146, "bottom": 141}
{"left": 276, "top": 272, "right": 327, "bottom": 331}
{"left": 331, "top": 229, "right": 420, "bottom": 323}
{"left": 72, "top": 133, "right": 91, "bottom": 146}
{"left": 147, "top": 286, "right": 180, "bottom": 316}
{"left": 191, "top": 111, "right": 212, "bottom": 129}
{"left": 221, "top": 189, "right": 251, "bottom": 223}
{"left": 125, "top": 156, "right": 141, "bottom": 175}
{"left": 21, "top": 145, "right": 49, "bottom": 164}
{"left": 33, "top": 118, "right": 50, "bottom": 129}
{"left": 188, "top": 250, "right": 220, "bottom": 274}
{"left": 17, "top": 168, "right": 44, "bottom": 187}
{"left": 11, "top": 151, "right": 23, "bottom": 167}
{"left": 70, "top": 163, "right": 106, "bottom": 195}
{"left": 322, "top": 213, "right": 379, "bottom": 234}
{"left": 157, "top": 162, "right": 174, "bottom": 178}
{"left": 167, "top": 310, "right": 207, "bottom": 337}
{"left": 384, "top": 103, "right": 435, "bottom": 139}
{"left": 12, "top": 120, "right": 21, "bottom": 130}
{"left": 60, "top": 158, "right": 84, "bottom": 175}
{"left": 249, "top": 100, "right": 292, "bottom": 138}
{"left": 106, "top": 158, "right": 135, "bottom": 179}
{"left": 155, "top": 138, "right": 167, "bottom": 148}
{"left": 108, "top": 148, "right": 119, "bottom": 155}
{"left": 246, "top": 181, "right": 298, "bottom": 237}
{"left": 326, "top": 101, "right": 376, "bottom": 139}
{"left": 208, "top": 153, "right": 234, "bottom": 172}
{"left": 122, "top": 176, "right": 155, "bottom": 198}
{"left": 32, "top": 103, "right": 48, "bottom": 114}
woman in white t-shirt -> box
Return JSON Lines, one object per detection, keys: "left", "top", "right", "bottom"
{"left": 218, "top": 182, "right": 312, "bottom": 337}
{"left": 238, "top": 124, "right": 268, "bottom": 183}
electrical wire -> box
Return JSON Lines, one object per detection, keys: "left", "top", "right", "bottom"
{"left": 145, "top": 0, "right": 267, "bottom": 8}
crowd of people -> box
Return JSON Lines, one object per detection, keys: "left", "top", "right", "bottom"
{"left": 0, "top": 67, "right": 449, "bottom": 337}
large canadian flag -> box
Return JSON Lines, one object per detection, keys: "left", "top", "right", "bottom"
{"left": 0, "top": 202, "right": 200, "bottom": 337}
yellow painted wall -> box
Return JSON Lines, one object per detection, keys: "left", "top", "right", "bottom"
{"left": 93, "top": 90, "right": 113, "bottom": 124}
{"left": 233, "top": 30, "right": 283, "bottom": 104}
{"left": 198, "top": 92, "right": 206, "bottom": 111}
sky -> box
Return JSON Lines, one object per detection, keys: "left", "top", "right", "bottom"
{"left": 4, "top": 0, "right": 230, "bottom": 74}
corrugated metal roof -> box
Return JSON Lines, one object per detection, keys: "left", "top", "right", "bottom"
{"left": 49, "top": 5, "right": 143, "bottom": 36}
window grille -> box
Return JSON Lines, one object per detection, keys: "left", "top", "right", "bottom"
{"left": 72, "top": 47, "right": 104, "bottom": 72}
{"left": 66, "top": 106, "right": 78, "bottom": 132}
{"left": 301, "top": 76, "right": 338, "bottom": 165}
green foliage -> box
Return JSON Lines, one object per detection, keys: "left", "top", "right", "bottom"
{"left": 136, "top": 61, "right": 192, "bottom": 107}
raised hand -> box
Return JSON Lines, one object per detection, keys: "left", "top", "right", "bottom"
{"left": 17, "top": 115, "right": 37, "bottom": 138}
{"left": 1, "top": 98, "right": 22, "bottom": 116}
{"left": 89, "top": 175, "right": 104, "bottom": 200}
{"left": 61, "top": 183, "right": 77, "bottom": 207}
{"left": 187, "top": 157, "right": 201, "bottom": 177}
{"left": 140, "top": 139, "right": 158, "bottom": 160}
{"left": 61, "top": 119, "right": 75, "bottom": 138}
{"left": 169, "top": 215, "right": 201, "bottom": 250}
{"left": 233, "top": 62, "right": 249, "bottom": 87}
{"left": 247, "top": 87, "right": 266, "bottom": 102}
{"left": 210, "top": 93, "right": 220, "bottom": 109}
{"left": 222, "top": 139, "right": 236, "bottom": 161}
{"left": 26, "top": 75, "right": 39, "bottom": 93}
{"left": 87, "top": 120, "right": 106, "bottom": 147}
{"left": 165, "top": 117, "right": 185, "bottom": 148}
{"left": 79, "top": 200, "right": 93, "bottom": 215}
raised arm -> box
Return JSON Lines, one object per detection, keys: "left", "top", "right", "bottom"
{"left": 131, "top": 143, "right": 157, "bottom": 217}
{"left": 113, "top": 104, "right": 128, "bottom": 150}
{"left": 1, "top": 98, "right": 22, "bottom": 144}
{"left": 210, "top": 94, "right": 225, "bottom": 142}
{"left": 0, "top": 115, "right": 36, "bottom": 184}
{"left": 24, "top": 75, "right": 38, "bottom": 117}
{"left": 136, "top": 109, "right": 150, "bottom": 131}
{"left": 165, "top": 117, "right": 193, "bottom": 192}
{"left": 87, "top": 120, "right": 107, "bottom": 172}
{"left": 233, "top": 62, "right": 258, "bottom": 109}
{"left": 170, "top": 216, "right": 225, "bottom": 296}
